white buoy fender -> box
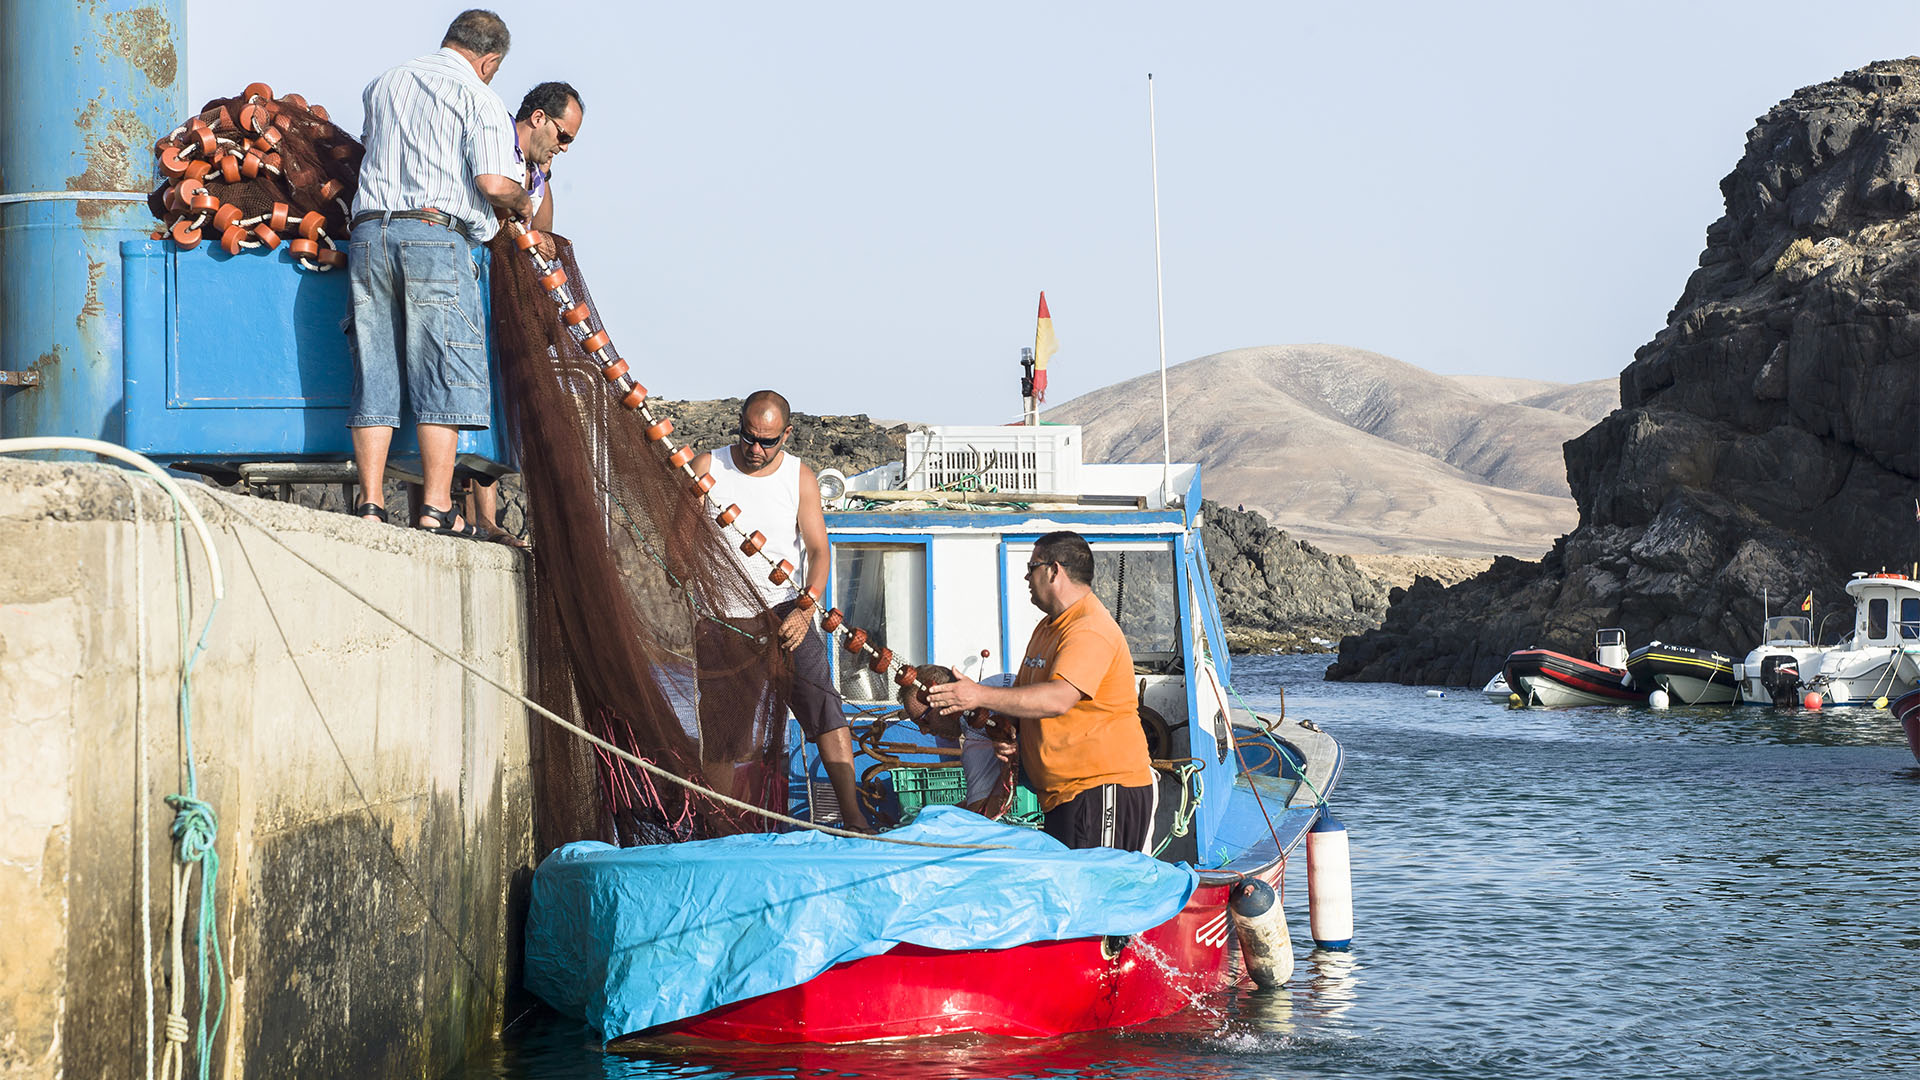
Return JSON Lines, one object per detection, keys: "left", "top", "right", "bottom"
{"left": 1648, "top": 688, "right": 1670, "bottom": 710}
{"left": 1307, "top": 809, "right": 1354, "bottom": 950}
{"left": 1228, "top": 878, "right": 1294, "bottom": 989}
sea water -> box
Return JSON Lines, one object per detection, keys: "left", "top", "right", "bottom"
{"left": 458, "top": 653, "right": 1920, "bottom": 1079}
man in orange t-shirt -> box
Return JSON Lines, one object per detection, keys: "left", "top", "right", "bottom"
{"left": 925, "top": 531, "right": 1157, "bottom": 850}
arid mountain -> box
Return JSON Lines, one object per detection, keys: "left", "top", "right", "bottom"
{"left": 1043, "top": 345, "right": 1596, "bottom": 558}
{"left": 1450, "top": 375, "right": 1619, "bottom": 421}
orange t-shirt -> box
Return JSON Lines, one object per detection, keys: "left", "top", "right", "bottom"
{"left": 1014, "top": 592, "right": 1155, "bottom": 810}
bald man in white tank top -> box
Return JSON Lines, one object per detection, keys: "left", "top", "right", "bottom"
{"left": 689, "top": 391, "right": 873, "bottom": 833}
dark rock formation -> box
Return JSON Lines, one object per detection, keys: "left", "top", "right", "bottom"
{"left": 1330, "top": 58, "right": 1920, "bottom": 685}
{"left": 1201, "top": 502, "right": 1391, "bottom": 651}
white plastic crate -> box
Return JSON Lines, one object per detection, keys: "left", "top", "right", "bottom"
{"left": 905, "top": 425, "right": 1082, "bottom": 493}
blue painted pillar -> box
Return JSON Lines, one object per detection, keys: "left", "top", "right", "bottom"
{"left": 0, "top": 1, "right": 186, "bottom": 444}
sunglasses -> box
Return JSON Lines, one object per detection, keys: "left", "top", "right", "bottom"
{"left": 738, "top": 429, "right": 786, "bottom": 450}
{"left": 547, "top": 114, "right": 575, "bottom": 145}
{"left": 1024, "top": 560, "right": 1055, "bottom": 575}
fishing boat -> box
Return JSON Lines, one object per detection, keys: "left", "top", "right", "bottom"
{"left": 1625, "top": 641, "right": 1737, "bottom": 705}
{"left": 1502, "top": 628, "right": 1649, "bottom": 707}
{"left": 1735, "top": 574, "right": 1920, "bottom": 706}
{"left": 522, "top": 425, "right": 1347, "bottom": 1043}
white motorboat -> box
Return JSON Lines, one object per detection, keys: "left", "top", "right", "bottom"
{"left": 1805, "top": 573, "right": 1920, "bottom": 705}
{"left": 1735, "top": 573, "right": 1920, "bottom": 706}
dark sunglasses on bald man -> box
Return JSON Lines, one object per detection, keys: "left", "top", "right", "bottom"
{"left": 737, "top": 428, "right": 786, "bottom": 449}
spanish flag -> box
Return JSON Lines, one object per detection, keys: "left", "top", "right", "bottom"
{"left": 1801, "top": 591, "right": 1814, "bottom": 613}
{"left": 1033, "top": 292, "right": 1056, "bottom": 403}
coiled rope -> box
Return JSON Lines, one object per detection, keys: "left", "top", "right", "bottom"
{"left": 0, "top": 438, "right": 227, "bottom": 1080}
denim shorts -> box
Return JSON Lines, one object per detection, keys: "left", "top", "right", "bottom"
{"left": 346, "top": 216, "right": 491, "bottom": 429}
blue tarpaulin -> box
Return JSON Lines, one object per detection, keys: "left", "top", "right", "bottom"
{"left": 524, "top": 806, "right": 1199, "bottom": 1037}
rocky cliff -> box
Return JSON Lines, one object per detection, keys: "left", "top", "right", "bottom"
{"left": 1329, "top": 58, "right": 1920, "bottom": 685}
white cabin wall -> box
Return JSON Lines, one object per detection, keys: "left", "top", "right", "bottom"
{"left": 930, "top": 534, "right": 1022, "bottom": 680}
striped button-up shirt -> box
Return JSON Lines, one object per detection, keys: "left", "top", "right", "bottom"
{"left": 354, "top": 47, "right": 518, "bottom": 241}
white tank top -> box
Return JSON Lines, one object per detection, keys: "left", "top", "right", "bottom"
{"left": 708, "top": 448, "right": 806, "bottom": 616}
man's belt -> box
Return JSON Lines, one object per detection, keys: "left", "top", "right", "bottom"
{"left": 350, "top": 208, "right": 470, "bottom": 238}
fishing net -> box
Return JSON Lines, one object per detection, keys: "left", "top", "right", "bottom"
{"left": 148, "top": 83, "right": 361, "bottom": 266}
{"left": 487, "top": 231, "right": 797, "bottom": 851}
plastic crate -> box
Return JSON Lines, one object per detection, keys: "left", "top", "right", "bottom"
{"left": 892, "top": 765, "right": 1046, "bottom": 827}
{"left": 891, "top": 766, "right": 969, "bottom": 820}
{"left": 906, "top": 425, "right": 1082, "bottom": 493}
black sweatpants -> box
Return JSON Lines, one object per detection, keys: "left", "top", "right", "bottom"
{"left": 1043, "top": 781, "right": 1157, "bottom": 852}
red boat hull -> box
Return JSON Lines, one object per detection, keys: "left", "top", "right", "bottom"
{"left": 1892, "top": 688, "right": 1920, "bottom": 763}
{"left": 657, "top": 871, "right": 1256, "bottom": 1043}
{"left": 1504, "top": 648, "right": 1647, "bottom": 707}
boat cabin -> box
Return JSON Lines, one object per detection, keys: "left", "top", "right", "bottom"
{"left": 1840, "top": 572, "right": 1920, "bottom": 647}
{"left": 785, "top": 424, "right": 1331, "bottom": 870}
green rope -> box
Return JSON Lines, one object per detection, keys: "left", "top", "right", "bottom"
{"left": 166, "top": 490, "right": 226, "bottom": 1080}
{"left": 164, "top": 795, "right": 225, "bottom": 1077}
{"left": 1222, "top": 680, "right": 1329, "bottom": 808}
{"left": 1149, "top": 763, "right": 1204, "bottom": 857}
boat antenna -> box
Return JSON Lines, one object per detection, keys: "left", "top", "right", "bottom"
{"left": 1147, "top": 73, "right": 1173, "bottom": 508}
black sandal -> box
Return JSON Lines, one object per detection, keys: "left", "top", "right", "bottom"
{"left": 414, "top": 504, "right": 483, "bottom": 540}
{"left": 352, "top": 502, "right": 390, "bottom": 523}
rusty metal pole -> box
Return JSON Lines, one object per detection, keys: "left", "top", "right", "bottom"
{"left": 0, "top": 0, "right": 185, "bottom": 445}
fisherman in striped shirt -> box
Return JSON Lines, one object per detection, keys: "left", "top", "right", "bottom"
{"left": 346, "top": 8, "right": 534, "bottom": 538}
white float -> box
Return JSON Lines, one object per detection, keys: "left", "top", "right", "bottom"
{"left": 1306, "top": 810, "right": 1353, "bottom": 950}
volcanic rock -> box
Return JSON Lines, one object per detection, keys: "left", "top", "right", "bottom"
{"left": 1200, "top": 502, "right": 1392, "bottom": 651}
{"left": 1329, "top": 58, "right": 1920, "bottom": 685}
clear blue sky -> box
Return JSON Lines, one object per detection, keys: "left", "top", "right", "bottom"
{"left": 190, "top": 1, "right": 1919, "bottom": 424}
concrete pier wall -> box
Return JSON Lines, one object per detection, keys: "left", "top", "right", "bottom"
{"left": 0, "top": 458, "right": 534, "bottom": 1079}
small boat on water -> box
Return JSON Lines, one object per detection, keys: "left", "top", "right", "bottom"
{"left": 1503, "top": 628, "right": 1649, "bottom": 707}
{"left": 524, "top": 424, "right": 1348, "bottom": 1044}
{"left": 1736, "top": 574, "right": 1920, "bottom": 706}
{"left": 1625, "top": 641, "right": 1737, "bottom": 705}
{"left": 1733, "top": 613, "right": 1824, "bottom": 706}
{"left": 1481, "top": 672, "right": 1512, "bottom": 701}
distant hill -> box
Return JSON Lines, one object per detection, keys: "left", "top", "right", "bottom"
{"left": 1449, "top": 374, "right": 1619, "bottom": 421}
{"left": 1043, "top": 345, "right": 1604, "bottom": 558}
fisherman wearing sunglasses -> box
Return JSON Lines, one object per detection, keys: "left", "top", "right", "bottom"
{"left": 690, "top": 391, "right": 876, "bottom": 833}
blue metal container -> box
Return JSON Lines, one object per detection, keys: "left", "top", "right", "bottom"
{"left": 0, "top": 0, "right": 185, "bottom": 445}
{"left": 121, "top": 239, "right": 517, "bottom": 475}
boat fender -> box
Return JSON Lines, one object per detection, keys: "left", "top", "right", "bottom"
{"left": 1425, "top": 689, "right": 1445, "bottom": 698}
{"left": 1803, "top": 691, "right": 1823, "bottom": 710}
{"left": 1307, "top": 810, "right": 1354, "bottom": 950}
{"left": 1648, "top": 689, "right": 1670, "bottom": 710}
{"left": 1228, "top": 879, "right": 1294, "bottom": 989}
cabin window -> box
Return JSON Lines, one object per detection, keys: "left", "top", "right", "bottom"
{"left": 1090, "top": 543, "right": 1181, "bottom": 672}
{"left": 830, "top": 542, "right": 927, "bottom": 701}
{"left": 1903, "top": 598, "right": 1920, "bottom": 640}
{"left": 1869, "top": 598, "right": 1889, "bottom": 639}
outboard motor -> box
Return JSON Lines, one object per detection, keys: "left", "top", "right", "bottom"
{"left": 1760, "top": 654, "right": 1802, "bottom": 707}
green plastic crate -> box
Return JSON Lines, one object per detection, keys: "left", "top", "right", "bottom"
{"left": 892, "top": 765, "right": 1045, "bottom": 826}
{"left": 892, "top": 766, "right": 969, "bottom": 820}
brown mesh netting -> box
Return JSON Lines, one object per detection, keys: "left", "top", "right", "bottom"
{"left": 148, "top": 84, "right": 361, "bottom": 264}
{"left": 488, "top": 231, "right": 798, "bottom": 851}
